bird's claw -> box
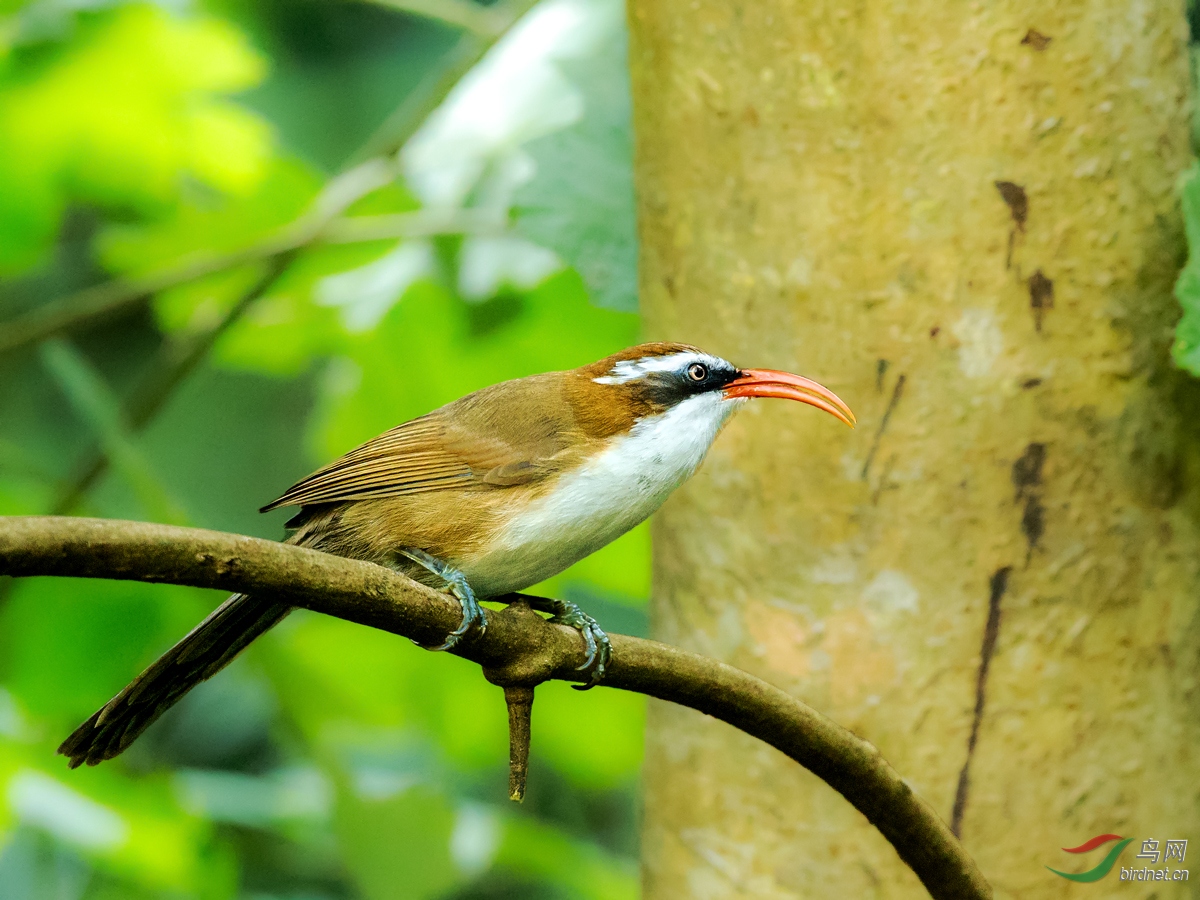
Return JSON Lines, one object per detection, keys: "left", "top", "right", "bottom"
{"left": 546, "top": 600, "right": 610, "bottom": 690}
{"left": 397, "top": 548, "right": 486, "bottom": 651}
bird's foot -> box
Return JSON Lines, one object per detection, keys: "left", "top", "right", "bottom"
{"left": 520, "top": 597, "right": 610, "bottom": 690}
{"left": 397, "top": 548, "right": 486, "bottom": 651}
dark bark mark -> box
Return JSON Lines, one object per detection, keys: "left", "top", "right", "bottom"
{"left": 1011, "top": 443, "right": 1047, "bottom": 563}
{"left": 1011, "top": 442, "right": 1045, "bottom": 502}
{"left": 995, "top": 182, "right": 1027, "bottom": 230}
{"left": 1020, "top": 377, "right": 1042, "bottom": 389}
{"left": 861, "top": 374, "right": 906, "bottom": 481}
{"left": 1020, "top": 496, "right": 1046, "bottom": 558}
{"left": 995, "top": 181, "right": 1027, "bottom": 269}
{"left": 929, "top": 326, "right": 940, "bottom": 338}
{"left": 1027, "top": 269, "right": 1054, "bottom": 331}
{"left": 950, "top": 566, "right": 1012, "bottom": 838}
{"left": 870, "top": 453, "right": 898, "bottom": 505}
{"left": 876, "top": 358, "right": 890, "bottom": 392}
{"left": 1020, "top": 28, "right": 1052, "bottom": 51}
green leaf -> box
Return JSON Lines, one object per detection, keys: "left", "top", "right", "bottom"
{"left": 211, "top": 241, "right": 397, "bottom": 377}
{"left": 513, "top": 29, "right": 638, "bottom": 312}
{"left": 1174, "top": 162, "right": 1200, "bottom": 375}
{"left": 0, "top": 438, "right": 58, "bottom": 515}
{"left": 0, "top": 4, "right": 271, "bottom": 273}
{"left": 0, "top": 743, "right": 224, "bottom": 893}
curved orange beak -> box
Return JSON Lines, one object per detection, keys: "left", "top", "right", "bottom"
{"left": 724, "top": 369, "right": 856, "bottom": 427}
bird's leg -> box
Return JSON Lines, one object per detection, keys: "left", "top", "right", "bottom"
{"left": 502, "top": 595, "right": 610, "bottom": 690}
{"left": 396, "top": 548, "right": 486, "bottom": 651}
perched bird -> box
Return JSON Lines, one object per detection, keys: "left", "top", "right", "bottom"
{"left": 59, "top": 342, "right": 854, "bottom": 768}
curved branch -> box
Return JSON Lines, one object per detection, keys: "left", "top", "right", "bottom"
{"left": 0, "top": 516, "right": 991, "bottom": 900}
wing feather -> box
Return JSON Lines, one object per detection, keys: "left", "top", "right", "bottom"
{"left": 260, "top": 375, "right": 579, "bottom": 512}
{"left": 260, "top": 415, "right": 478, "bottom": 510}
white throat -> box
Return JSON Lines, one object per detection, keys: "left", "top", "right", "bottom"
{"left": 464, "top": 392, "right": 745, "bottom": 595}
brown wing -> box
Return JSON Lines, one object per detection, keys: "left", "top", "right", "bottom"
{"left": 260, "top": 373, "right": 575, "bottom": 511}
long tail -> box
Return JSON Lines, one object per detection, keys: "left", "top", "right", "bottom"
{"left": 58, "top": 593, "right": 292, "bottom": 768}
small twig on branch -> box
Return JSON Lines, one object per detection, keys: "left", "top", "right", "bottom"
{"left": 0, "top": 516, "right": 992, "bottom": 900}
{"left": 501, "top": 595, "right": 537, "bottom": 802}
{"left": 504, "top": 683, "right": 535, "bottom": 802}
{"left": 322, "top": 208, "right": 507, "bottom": 243}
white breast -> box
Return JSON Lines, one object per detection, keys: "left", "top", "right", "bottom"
{"left": 463, "top": 392, "right": 744, "bottom": 596}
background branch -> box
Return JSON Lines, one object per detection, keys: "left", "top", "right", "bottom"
{"left": 47, "top": 251, "right": 298, "bottom": 516}
{"left": 0, "top": 515, "right": 992, "bottom": 900}
{"left": 0, "top": 161, "right": 392, "bottom": 357}
{"left": 361, "top": 0, "right": 516, "bottom": 36}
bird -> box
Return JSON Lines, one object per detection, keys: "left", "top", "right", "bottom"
{"left": 59, "top": 342, "right": 854, "bottom": 768}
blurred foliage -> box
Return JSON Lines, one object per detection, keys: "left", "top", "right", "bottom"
{"left": 0, "top": 3, "right": 270, "bottom": 273}
{"left": 513, "top": 29, "right": 636, "bottom": 313}
{"left": 1173, "top": 27, "right": 1200, "bottom": 372}
{"left": 0, "top": 0, "right": 646, "bottom": 897}
{"left": 1174, "top": 162, "right": 1200, "bottom": 374}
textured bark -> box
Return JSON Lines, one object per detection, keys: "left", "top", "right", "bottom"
{"left": 630, "top": 2, "right": 1198, "bottom": 898}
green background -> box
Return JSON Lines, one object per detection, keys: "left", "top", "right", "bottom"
{"left": 4, "top": 0, "right": 1200, "bottom": 897}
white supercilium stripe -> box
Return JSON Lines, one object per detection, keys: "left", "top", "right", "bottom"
{"left": 593, "top": 352, "right": 726, "bottom": 384}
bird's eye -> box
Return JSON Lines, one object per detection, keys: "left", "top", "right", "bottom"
{"left": 687, "top": 363, "right": 708, "bottom": 382}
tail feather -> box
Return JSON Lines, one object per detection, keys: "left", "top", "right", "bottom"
{"left": 58, "top": 593, "right": 291, "bottom": 768}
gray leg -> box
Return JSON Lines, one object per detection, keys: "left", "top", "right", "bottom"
{"left": 397, "top": 548, "right": 486, "bottom": 651}
{"left": 515, "top": 596, "right": 611, "bottom": 690}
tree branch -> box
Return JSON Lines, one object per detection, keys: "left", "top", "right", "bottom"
{"left": 0, "top": 516, "right": 991, "bottom": 900}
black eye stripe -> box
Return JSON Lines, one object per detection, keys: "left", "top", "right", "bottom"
{"left": 638, "top": 358, "right": 738, "bottom": 406}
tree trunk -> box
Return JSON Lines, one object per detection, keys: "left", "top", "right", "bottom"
{"left": 629, "top": 1, "right": 1198, "bottom": 896}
